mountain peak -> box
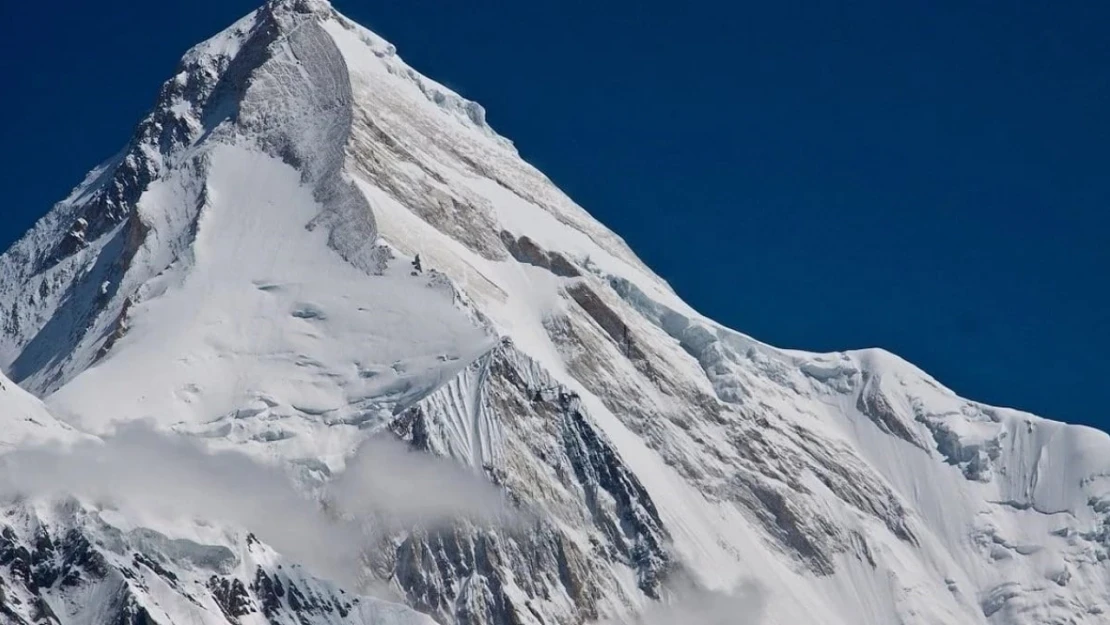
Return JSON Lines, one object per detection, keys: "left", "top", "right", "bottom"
{"left": 265, "top": 0, "right": 333, "bottom": 13}
{"left": 3, "top": 4, "right": 1110, "bottom": 625}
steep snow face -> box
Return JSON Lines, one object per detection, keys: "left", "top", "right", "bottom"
{"left": 48, "top": 143, "right": 492, "bottom": 455}
{"left": 3, "top": 2, "right": 1110, "bottom": 625}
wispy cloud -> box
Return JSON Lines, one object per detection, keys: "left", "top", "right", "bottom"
{"left": 0, "top": 424, "right": 762, "bottom": 625}
{"left": 0, "top": 423, "right": 513, "bottom": 588}
{"left": 602, "top": 581, "right": 766, "bottom": 625}
{"left": 327, "top": 435, "right": 518, "bottom": 527}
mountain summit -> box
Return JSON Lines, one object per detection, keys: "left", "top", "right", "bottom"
{"left": 1, "top": 3, "right": 1109, "bottom": 624}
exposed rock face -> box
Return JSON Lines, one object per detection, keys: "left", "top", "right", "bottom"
{"left": 500, "top": 232, "right": 580, "bottom": 278}
{"left": 0, "top": 506, "right": 421, "bottom": 625}
{"left": 383, "top": 346, "right": 670, "bottom": 624}
{"left": 2, "top": 2, "right": 1110, "bottom": 625}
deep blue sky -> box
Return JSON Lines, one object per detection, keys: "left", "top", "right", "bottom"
{"left": 0, "top": 1, "right": 1106, "bottom": 426}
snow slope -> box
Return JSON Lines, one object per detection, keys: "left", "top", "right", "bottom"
{"left": 0, "top": 371, "right": 80, "bottom": 452}
{"left": 3, "top": 1, "right": 1110, "bottom": 624}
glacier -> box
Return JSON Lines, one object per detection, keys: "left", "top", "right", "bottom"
{"left": 1, "top": 1, "right": 1109, "bottom": 624}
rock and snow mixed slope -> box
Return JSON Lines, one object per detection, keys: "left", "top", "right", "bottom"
{"left": 2, "top": 1, "right": 1110, "bottom": 624}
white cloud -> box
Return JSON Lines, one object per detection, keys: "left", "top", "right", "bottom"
{"left": 0, "top": 423, "right": 513, "bottom": 588}
{"left": 327, "top": 435, "right": 518, "bottom": 528}
{"left": 603, "top": 581, "right": 765, "bottom": 625}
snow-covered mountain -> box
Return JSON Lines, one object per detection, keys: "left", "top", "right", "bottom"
{"left": 2, "top": 1, "right": 1109, "bottom": 624}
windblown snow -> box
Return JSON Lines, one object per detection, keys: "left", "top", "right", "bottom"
{"left": 1, "top": 1, "right": 1109, "bottom": 624}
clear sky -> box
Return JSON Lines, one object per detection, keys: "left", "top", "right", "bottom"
{"left": 0, "top": 0, "right": 1106, "bottom": 426}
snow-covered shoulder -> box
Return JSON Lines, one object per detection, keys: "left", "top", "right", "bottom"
{"left": 0, "top": 372, "right": 82, "bottom": 451}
